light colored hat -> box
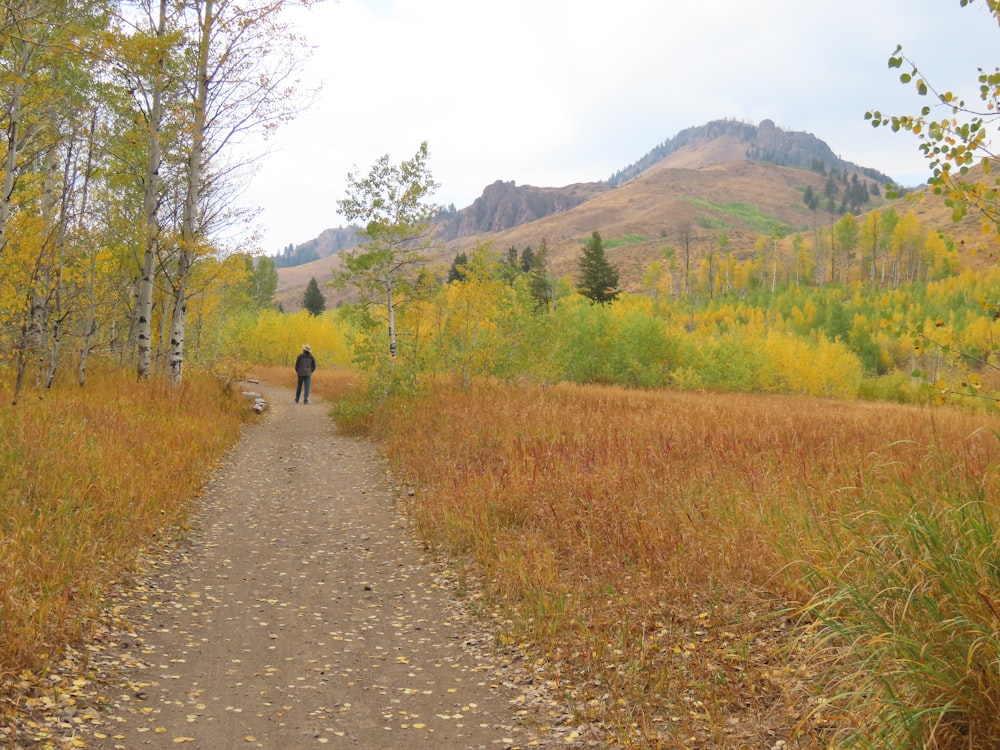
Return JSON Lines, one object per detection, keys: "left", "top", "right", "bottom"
{"left": 302, "top": 344, "right": 311, "bottom": 352}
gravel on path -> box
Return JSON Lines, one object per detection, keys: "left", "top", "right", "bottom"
{"left": 56, "top": 385, "right": 605, "bottom": 750}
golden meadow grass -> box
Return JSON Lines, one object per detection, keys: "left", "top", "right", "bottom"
{"left": 4, "top": 357, "right": 999, "bottom": 747}
{"left": 359, "top": 379, "right": 1000, "bottom": 747}
{"left": 0, "top": 364, "right": 248, "bottom": 689}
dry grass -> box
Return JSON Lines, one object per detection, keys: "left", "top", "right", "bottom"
{"left": 0, "top": 364, "right": 249, "bottom": 694}
{"left": 248, "top": 364, "right": 363, "bottom": 405}
{"left": 361, "top": 379, "right": 1000, "bottom": 748}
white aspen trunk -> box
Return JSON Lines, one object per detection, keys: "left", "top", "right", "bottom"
{"left": 77, "top": 112, "right": 98, "bottom": 386}
{"left": 167, "top": 250, "right": 192, "bottom": 383}
{"left": 12, "top": 144, "right": 56, "bottom": 401}
{"left": 0, "top": 79, "right": 24, "bottom": 256}
{"left": 122, "top": 279, "right": 139, "bottom": 367}
{"left": 771, "top": 242, "right": 777, "bottom": 293}
{"left": 157, "top": 292, "right": 170, "bottom": 373}
{"left": 44, "top": 288, "right": 61, "bottom": 389}
{"left": 46, "top": 120, "right": 80, "bottom": 389}
{"left": 168, "top": 0, "right": 212, "bottom": 385}
{"left": 136, "top": 0, "right": 168, "bottom": 380}
{"left": 386, "top": 275, "right": 397, "bottom": 365}
{"left": 34, "top": 147, "right": 60, "bottom": 384}
{"left": 78, "top": 245, "right": 97, "bottom": 386}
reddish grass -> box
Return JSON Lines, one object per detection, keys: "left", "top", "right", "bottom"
{"left": 367, "top": 379, "right": 1000, "bottom": 747}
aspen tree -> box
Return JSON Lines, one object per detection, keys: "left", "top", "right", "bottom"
{"left": 4, "top": 0, "right": 111, "bottom": 399}
{"left": 336, "top": 142, "right": 438, "bottom": 369}
{"left": 867, "top": 0, "right": 1000, "bottom": 233}
{"left": 115, "top": 0, "right": 315, "bottom": 383}
{"left": 123, "top": 0, "right": 173, "bottom": 380}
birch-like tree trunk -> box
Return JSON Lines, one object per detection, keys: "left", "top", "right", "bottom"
{"left": 77, "top": 112, "right": 98, "bottom": 386}
{"left": 13, "top": 145, "right": 59, "bottom": 400}
{"left": 0, "top": 76, "right": 25, "bottom": 257}
{"left": 163, "top": 0, "right": 316, "bottom": 384}
{"left": 136, "top": 0, "right": 168, "bottom": 380}
{"left": 167, "top": 0, "right": 210, "bottom": 385}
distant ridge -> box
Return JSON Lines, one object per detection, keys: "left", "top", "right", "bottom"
{"left": 275, "top": 117, "right": 912, "bottom": 310}
{"left": 273, "top": 226, "right": 360, "bottom": 268}
{"left": 608, "top": 118, "right": 894, "bottom": 187}
{"left": 275, "top": 119, "right": 893, "bottom": 271}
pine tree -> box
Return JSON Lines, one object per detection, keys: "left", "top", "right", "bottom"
{"left": 302, "top": 277, "right": 327, "bottom": 316}
{"left": 519, "top": 246, "right": 535, "bottom": 273}
{"left": 529, "top": 239, "right": 554, "bottom": 312}
{"left": 447, "top": 252, "right": 469, "bottom": 283}
{"left": 577, "top": 231, "right": 620, "bottom": 305}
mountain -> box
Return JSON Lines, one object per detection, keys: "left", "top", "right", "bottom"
{"left": 275, "top": 119, "right": 991, "bottom": 311}
{"left": 435, "top": 157, "right": 866, "bottom": 293}
{"left": 273, "top": 226, "right": 360, "bottom": 268}
{"left": 608, "top": 118, "right": 892, "bottom": 186}
{"left": 435, "top": 180, "right": 611, "bottom": 241}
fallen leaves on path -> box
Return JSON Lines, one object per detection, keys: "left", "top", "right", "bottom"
{"left": 2, "top": 388, "right": 612, "bottom": 749}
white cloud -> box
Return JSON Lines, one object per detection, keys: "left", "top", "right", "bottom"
{"left": 242, "top": 0, "right": 1000, "bottom": 250}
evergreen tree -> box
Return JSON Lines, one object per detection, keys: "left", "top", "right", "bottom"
{"left": 520, "top": 246, "right": 535, "bottom": 273}
{"left": 302, "top": 277, "right": 326, "bottom": 316}
{"left": 447, "top": 252, "right": 469, "bottom": 283}
{"left": 497, "top": 245, "right": 524, "bottom": 285}
{"left": 577, "top": 231, "right": 620, "bottom": 305}
{"left": 529, "top": 239, "right": 554, "bottom": 311}
{"left": 803, "top": 185, "right": 819, "bottom": 211}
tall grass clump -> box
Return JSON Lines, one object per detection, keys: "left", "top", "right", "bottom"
{"left": 799, "top": 448, "right": 1000, "bottom": 749}
{"left": 361, "top": 377, "right": 1000, "bottom": 747}
{"left": 0, "top": 364, "right": 248, "bottom": 688}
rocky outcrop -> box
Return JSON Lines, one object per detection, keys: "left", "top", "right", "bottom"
{"left": 435, "top": 180, "right": 611, "bottom": 241}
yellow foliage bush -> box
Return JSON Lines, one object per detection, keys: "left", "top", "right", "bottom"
{"left": 762, "top": 331, "right": 863, "bottom": 398}
{"left": 222, "top": 309, "right": 351, "bottom": 367}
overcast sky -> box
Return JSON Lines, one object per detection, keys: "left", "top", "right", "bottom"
{"left": 239, "top": 0, "right": 999, "bottom": 253}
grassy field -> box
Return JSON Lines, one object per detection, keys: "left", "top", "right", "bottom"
{"left": 3, "top": 364, "right": 998, "bottom": 748}
{"left": 338, "top": 378, "right": 1000, "bottom": 748}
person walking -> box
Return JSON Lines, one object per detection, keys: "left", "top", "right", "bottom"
{"left": 294, "top": 344, "right": 317, "bottom": 404}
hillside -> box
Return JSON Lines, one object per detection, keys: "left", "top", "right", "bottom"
{"left": 608, "top": 118, "right": 892, "bottom": 185}
{"left": 437, "top": 158, "right": 851, "bottom": 290}
{"left": 275, "top": 118, "right": 997, "bottom": 311}
{"left": 273, "top": 226, "right": 360, "bottom": 268}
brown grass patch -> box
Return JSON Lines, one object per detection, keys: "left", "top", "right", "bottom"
{"left": 370, "top": 379, "right": 1000, "bottom": 747}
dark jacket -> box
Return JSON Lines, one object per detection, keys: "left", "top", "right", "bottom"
{"left": 295, "top": 351, "right": 316, "bottom": 376}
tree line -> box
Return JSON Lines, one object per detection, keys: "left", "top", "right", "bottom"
{"left": 0, "top": 0, "right": 315, "bottom": 401}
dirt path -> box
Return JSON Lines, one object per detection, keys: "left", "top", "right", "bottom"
{"left": 51, "top": 385, "right": 601, "bottom": 750}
